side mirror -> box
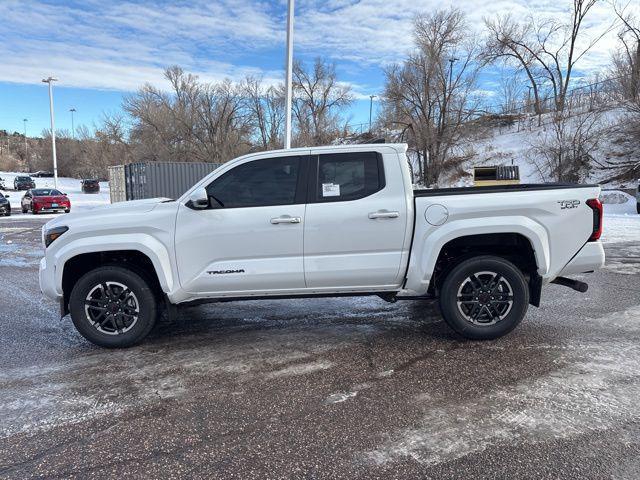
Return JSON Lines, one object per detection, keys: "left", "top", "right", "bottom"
{"left": 187, "top": 187, "right": 209, "bottom": 210}
{"left": 4, "top": 194, "right": 9, "bottom": 198}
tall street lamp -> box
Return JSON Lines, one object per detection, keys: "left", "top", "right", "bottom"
{"left": 69, "top": 108, "right": 76, "bottom": 139}
{"left": 448, "top": 57, "right": 458, "bottom": 94}
{"left": 42, "top": 76, "right": 59, "bottom": 188}
{"left": 23, "top": 118, "right": 28, "bottom": 161}
{"left": 369, "top": 95, "right": 377, "bottom": 132}
{"left": 283, "top": 0, "right": 294, "bottom": 149}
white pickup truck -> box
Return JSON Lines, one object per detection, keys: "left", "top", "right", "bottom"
{"left": 39, "top": 144, "right": 605, "bottom": 347}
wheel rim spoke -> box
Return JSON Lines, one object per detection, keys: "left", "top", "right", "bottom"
{"left": 456, "top": 270, "right": 514, "bottom": 326}
{"left": 85, "top": 281, "right": 139, "bottom": 335}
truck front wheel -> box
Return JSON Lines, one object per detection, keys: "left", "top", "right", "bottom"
{"left": 68, "top": 266, "right": 157, "bottom": 348}
{"left": 439, "top": 256, "right": 529, "bottom": 340}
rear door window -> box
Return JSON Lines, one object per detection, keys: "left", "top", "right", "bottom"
{"left": 313, "top": 152, "right": 385, "bottom": 202}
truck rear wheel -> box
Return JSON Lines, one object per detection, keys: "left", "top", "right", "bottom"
{"left": 439, "top": 256, "right": 529, "bottom": 340}
{"left": 68, "top": 266, "right": 157, "bottom": 348}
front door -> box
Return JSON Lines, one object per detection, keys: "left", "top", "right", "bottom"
{"left": 303, "top": 150, "right": 409, "bottom": 289}
{"left": 175, "top": 154, "right": 309, "bottom": 296}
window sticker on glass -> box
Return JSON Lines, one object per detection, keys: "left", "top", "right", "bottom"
{"left": 322, "top": 183, "right": 340, "bottom": 197}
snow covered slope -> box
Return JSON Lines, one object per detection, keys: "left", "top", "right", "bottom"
{"left": 458, "top": 107, "right": 638, "bottom": 188}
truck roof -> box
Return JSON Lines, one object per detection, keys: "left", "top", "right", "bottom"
{"left": 247, "top": 143, "right": 409, "bottom": 157}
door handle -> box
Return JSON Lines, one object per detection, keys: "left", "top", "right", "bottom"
{"left": 270, "top": 216, "right": 302, "bottom": 224}
{"left": 368, "top": 210, "right": 400, "bottom": 219}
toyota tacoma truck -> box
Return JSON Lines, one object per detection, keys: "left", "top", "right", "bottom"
{"left": 39, "top": 144, "right": 605, "bottom": 348}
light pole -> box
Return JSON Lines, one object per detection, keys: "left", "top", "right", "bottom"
{"left": 69, "top": 108, "right": 76, "bottom": 139}
{"left": 42, "top": 76, "right": 58, "bottom": 188}
{"left": 283, "top": 0, "right": 294, "bottom": 149}
{"left": 23, "top": 118, "right": 28, "bottom": 162}
{"left": 448, "top": 57, "right": 458, "bottom": 95}
{"left": 369, "top": 95, "right": 377, "bottom": 132}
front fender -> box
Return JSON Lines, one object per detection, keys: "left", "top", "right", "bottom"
{"left": 51, "top": 234, "right": 175, "bottom": 296}
{"left": 402, "top": 216, "right": 550, "bottom": 296}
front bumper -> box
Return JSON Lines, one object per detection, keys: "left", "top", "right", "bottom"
{"left": 37, "top": 208, "right": 69, "bottom": 213}
{"left": 559, "top": 241, "right": 605, "bottom": 276}
{"left": 39, "top": 257, "right": 62, "bottom": 301}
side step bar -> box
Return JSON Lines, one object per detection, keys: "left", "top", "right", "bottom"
{"left": 551, "top": 277, "right": 589, "bottom": 293}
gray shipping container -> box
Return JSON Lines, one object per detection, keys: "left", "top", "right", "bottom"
{"left": 108, "top": 162, "right": 222, "bottom": 203}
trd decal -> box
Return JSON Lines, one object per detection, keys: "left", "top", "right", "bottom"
{"left": 207, "top": 269, "right": 245, "bottom": 275}
{"left": 558, "top": 200, "right": 580, "bottom": 210}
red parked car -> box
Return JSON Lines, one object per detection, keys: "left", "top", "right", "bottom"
{"left": 21, "top": 188, "right": 71, "bottom": 214}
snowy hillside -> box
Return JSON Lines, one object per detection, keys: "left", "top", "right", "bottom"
{"left": 0, "top": 172, "right": 110, "bottom": 218}
{"left": 453, "top": 107, "right": 639, "bottom": 188}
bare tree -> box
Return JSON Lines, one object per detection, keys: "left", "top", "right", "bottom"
{"left": 612, "top": 2, "right": 640, "bottom": 107}
{"left": 529, "top": 104, "right": 604, "bottom": 182}
{"left": 485, "top": 15, "right": 545, "bottom": 119}
{"left": 292, "top": 58, "right": 353, "bottom": 146}
{"left": 383, "top": 9, "right": 482, "bottom": 186}
{"left": 125, "top": 66, "right": 253, "bottom": 164}
{"left": 243, "top": 76, "right": 285, "bottom": 150}
{"left": 485, "top": 1, "right": 612, "bottom": 115}
{"left": 498, "top": 71, "right": 525, "bottom": 114}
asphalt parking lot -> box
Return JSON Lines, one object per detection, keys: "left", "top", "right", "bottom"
{"left": 1, "top": 216, "right": 640, "bottom": 479}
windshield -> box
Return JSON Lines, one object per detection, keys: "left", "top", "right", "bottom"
{"left": 32, "top": 189, "right": 63, "bottom": 196}
{"left": 17, "top": 176, "right": 31, "bottom": 181}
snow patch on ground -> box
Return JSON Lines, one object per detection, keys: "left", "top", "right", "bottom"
{"left": 602, "top": 213, "right": 640, "bottom": 244}
{"left": 603, "top": 243, "right": 640, "bottom": 275}
{"left": 325, "top": 391, "right": 358, "bottom": 404}
{"left": 0, "top": 256, "right": 33, "bottom": 268}
{"left": 363, "top": 306, "right": 640, "bottom": 467}
{"left": 0, "top": 325, "right": 357, "bottom": 438}
{"left": 267, "top": 360, "right": 334, "bottom": 378}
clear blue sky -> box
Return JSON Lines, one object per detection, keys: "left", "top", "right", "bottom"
{"left": 0, "top": 0, "right": 624, "bottom": 136}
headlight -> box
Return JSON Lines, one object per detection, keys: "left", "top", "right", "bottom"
{"left": 44, "top": 226, "right": 69, "bottom": 247}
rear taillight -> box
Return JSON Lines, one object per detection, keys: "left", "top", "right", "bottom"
{"left": 586, "top": 198, "right": 603, "bottom": 241}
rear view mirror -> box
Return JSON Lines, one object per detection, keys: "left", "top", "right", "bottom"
{"left": 187, "top": 187, "right": 209, "bottom": 209}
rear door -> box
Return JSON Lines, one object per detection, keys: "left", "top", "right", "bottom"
{"left": 303, "top": 150, "right": 409, "bottom": 289}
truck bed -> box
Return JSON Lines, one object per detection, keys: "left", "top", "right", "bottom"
{"left": 414, "top": 183, "right": 599, "bottom": 197}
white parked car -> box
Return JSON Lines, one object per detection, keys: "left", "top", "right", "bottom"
{"left": 39, "top": 144, "right": 605, "bottom": 347}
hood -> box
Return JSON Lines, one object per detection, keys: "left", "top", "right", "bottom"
{"left": 44, "top": 197, "right": 171, "bottom": 230}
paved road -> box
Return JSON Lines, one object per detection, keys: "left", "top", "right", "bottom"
{"left": 1, "top": 217, "right": 639, "bottom": 479}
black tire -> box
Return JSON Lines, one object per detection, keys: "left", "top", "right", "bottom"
{"left": 439, "top": 256, "right": 529, "bottom": 340}
{"left": 5, "top": 208, "right": 10, "bottom": 217}
{"left": 21, "top": 205, "right": 27, "bottom": 214}
{"left": 64, "top": 209, "right": 70, "bottom": 213}
{"left": 69, "top": 266, "right": 157, "bottom": 348}
{"left": 636, "top": 202, "right": 640, "bottom": 215}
